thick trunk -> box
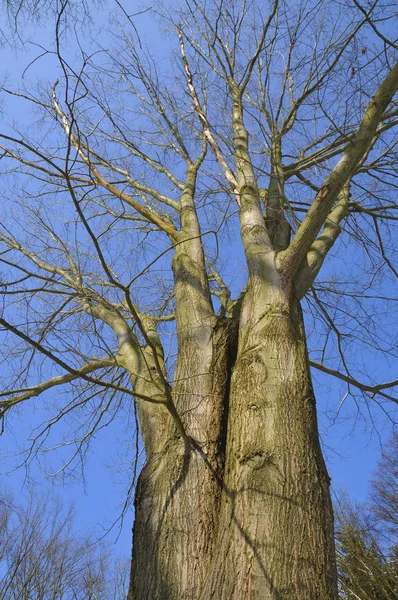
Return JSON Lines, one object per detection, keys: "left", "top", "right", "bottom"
{"left": 129, "top": 290, "right": 337, "bottom": 599}
{"left": 201, "top": 289, "right": 338, "bottom": 599}
{"left": 125, "top": 58, "right": 398, "bottom": 600}
{"left": 129, "top": 318, "right": 237, "bottom": 599}
{"left": 129, "top": 224, "right": 238, "bottom": 599}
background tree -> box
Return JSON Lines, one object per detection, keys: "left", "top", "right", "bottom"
{"left": 336, "top": 503, "right": 397, "bottom": 600}
{"left": 0, "top": 1, "right": 397, "bottom": 599}
{"left": 371, "top": 430, "right": 398, "bottom": 535}
{"left": 2, "top": 0, "right": 96, "bottom": 26}
{"left": 0, "top": 491, "right": 129, "bottom": 599}
{"left": 336, "top": 432, "right": 398, "bottom": 599}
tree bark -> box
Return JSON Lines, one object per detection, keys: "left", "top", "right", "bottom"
{"left": 128, "top": 96, "right": 338, "bottom": 599}
{"left": 128, "top": 289, "right": 337, "bottom": 599}
{"left": 128, "top": 316, "right": 237, "bottom": 599}
{"left": 129, "top": 225, "right": 238, "bottom": 599}
{"left": 201, "top": 288, "right": 338, "bottom": 599}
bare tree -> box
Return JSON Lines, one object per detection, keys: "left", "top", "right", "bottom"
{"left": 0, "top": 0, "right": 102, "bottom": 47}
{"left": 0, "top": 491, "right": 129, "bottom": 599}
{"left": 371, "top": 431, "right": 398, "bottom": 536}
{"left": 0, "top": 0, "right": 397, "bottom": 598}
{"left": 2, "top": 0, "right": 97, "bottom": 23}
{"left": 336, "top": 500, "right": 397, "bottom": 600}
{"left": 336, "top": 433, "right": 398, "bottom": 599}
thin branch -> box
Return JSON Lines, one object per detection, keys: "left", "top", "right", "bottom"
{"left": 51, "top": 82, "right": 179, "bottom": 239}
{"left": 0, "top": 357, "right": 116, "bottom": 412}
{"left": 178, "top": 26, "right": 240, "bottom": 204}
{"left": 352, "top": 0, "right": 398, "bottom": 51}
{"left": 310, "top": 360, "right": 398, "bottom": 402}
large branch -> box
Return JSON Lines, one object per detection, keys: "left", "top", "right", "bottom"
{"left": 81, "top": 257, "right": 189, "bottom": 446}
{"left": 265, "top": 133, "right": 291, "bottom": 250}
{"left": 294, "top": 185, "right": 350, "bottom": 299}
{"left": 0, "top": 315, "right": 146, "bottom": 402}
{"left": 280, "top": 62, "right": 398, "bottom": 276}
{"left": 0, "top": 358, "right": 116, "bottom": 415}
{"left": 231, "top": 86, "right": 274, "bottom": 276}
{"left": 283, "top": 114, "right": 398, "bottom": 179}
{"left": 0, "top": 230, "right": 77, "bottom": 286}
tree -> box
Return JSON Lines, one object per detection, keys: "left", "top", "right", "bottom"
{"left": 0, "top": 490, "right": 129, "bottom": 599}
{"left": 0, "top": 1, "right": 397, "bottom": 598}
{"left": 2, "top": 0, "right": 97, "bottom": 24}
{"left": 336, "top": 503, "right": 397, "bottom": 599}
{"left": 371, "top": 430, "right": 398, "bottom": 535}
{"left": 336, "top": 433, "right": 398, "bottom": 599}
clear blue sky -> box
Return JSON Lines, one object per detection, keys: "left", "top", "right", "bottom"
{"left": 0, "top": 1, "right": 396, "bottom": 561}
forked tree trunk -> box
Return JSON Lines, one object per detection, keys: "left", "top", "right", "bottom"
{"left": 128, "top": 285, "right": 337, "bottom": 600}
{"left": 128, "top": 118, "right": 338, "bottom": 596}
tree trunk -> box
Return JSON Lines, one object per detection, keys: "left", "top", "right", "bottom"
{"left": 129, "top": 231, "right": 239, "bottom": 600}
{"left": 201, "top": 289, "right": 338, "bottom": 599}
{"left": 128, "top": 288, "right": 337, "bottom": 599}
{"left": 129, "top": 318, "right": 237, "bottom": 599}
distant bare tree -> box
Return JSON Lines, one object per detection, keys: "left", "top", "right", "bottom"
{"left": 336, "top": 501, "right": 397, "bottom": 600}
{"left": 0, "top": 1, "right": 397, "bottom": 598}
{"left": 3, "top": 0, "right": 95, "bottom": 21}
{"left": 0, "top": 491, "right": 129, "bottom": 600}
{"left": 336, "top": 432, "right": 398, "bottom": 599}
{"left": 371, "top": 431, "right": 398, "bottom": 536}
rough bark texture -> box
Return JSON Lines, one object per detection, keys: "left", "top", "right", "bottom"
{"left": 128, "top": 287, "right": 337, "bottom": 599}
{"left": 129, "top": 185, "right": 240, "bottom": 600}
{"left": 134, "top": 187, "right": 227, "bottom": 597}
{"left": 128, "top": 90, "right": 339, "bottom": 600}
{"left": 129, "top": 316, "right": 238, "bottom": 600}
{"left": 125, "top": 41, "right": 398, "bottom": 600}
{"left": 0, "top": 7, "right": 397, "bottom": 600}
{"left": 201, "top": 290, "right": 337, "bottom": 599}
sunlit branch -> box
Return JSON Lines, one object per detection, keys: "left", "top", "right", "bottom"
{"left": 0, "top": 314, "right": 150, "bottom": 402}
{"left": 178, "top": 26, "right": 240, "bottom": 204}
{"left": 281, "top": 62, "right": 398, "bottom": 275}
{"left": 295, "top": 185, "right": 350, "bottom": 298}
{"left": 283, "top": 116, "right": 398, "bottom": 179}
{"left": 72, "top": 145, "right": 180, "bottom": 212}
{"left": 0, "top": 357, "right": 116, "bottom": 414}
{"left": 0, "top": 230, "right": 77, "bottom": 286}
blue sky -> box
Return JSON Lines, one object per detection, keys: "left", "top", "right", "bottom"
{"left": 0, "top": 0, "right": 396, "bottom": 562}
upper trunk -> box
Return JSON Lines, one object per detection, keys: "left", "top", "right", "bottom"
{"left": 200, "top": 285, "right": 338, "bottom": 599}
